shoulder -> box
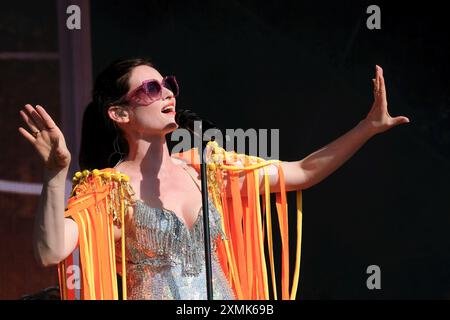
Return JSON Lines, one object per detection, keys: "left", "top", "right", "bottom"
{"left": 68, "top": 167, "right": 132, "bottom": 201}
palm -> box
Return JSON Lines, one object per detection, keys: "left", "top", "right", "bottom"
{"left": 365, "top": 65, "right": 410, "bottom": 134}
{"left": 19, "top": 104, "right": 71, "bottom": 170}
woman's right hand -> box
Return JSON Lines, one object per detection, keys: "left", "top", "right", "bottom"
{"left": 19, "top": 104, "right": 71, "bottom": 171}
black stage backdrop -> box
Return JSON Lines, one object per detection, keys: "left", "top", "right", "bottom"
{"left": 89, "top": 0, "right": 449, "bottom": 299}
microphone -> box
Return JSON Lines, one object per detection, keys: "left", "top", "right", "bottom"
{"left": 175, "top": 109, "right": 217, "bottom": 133}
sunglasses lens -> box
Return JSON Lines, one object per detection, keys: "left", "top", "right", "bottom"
{"left": 145, "top": 81, "right": 162, "bottom": 99}
{"left": 163, "top": 76, "right": 179, "bottom": 97}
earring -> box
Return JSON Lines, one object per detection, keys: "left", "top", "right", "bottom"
{"left": 108, "top": 135, "right": 126, "bottom": 167}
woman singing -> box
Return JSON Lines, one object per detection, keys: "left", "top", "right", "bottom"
{"left": 18, "top": 58, "right": 409, "bottom": 300}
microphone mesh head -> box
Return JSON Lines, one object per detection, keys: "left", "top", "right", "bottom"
{"left": 175, "top": 109, "right": 216, "bottom": 131}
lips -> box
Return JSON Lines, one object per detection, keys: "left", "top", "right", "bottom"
{"left": 162, "top": 110, "right": 176, "bottom": 115}
{"left": 161, "top": 103, "right": 175, "bottom": 114}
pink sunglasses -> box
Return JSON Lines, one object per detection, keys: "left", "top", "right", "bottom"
{"left": 121, "top": 76, "right": 179, "bottom": 105}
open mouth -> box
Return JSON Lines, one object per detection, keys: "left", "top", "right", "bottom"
{"left": 161, "top": 105, "right": 175, "bottom": 114}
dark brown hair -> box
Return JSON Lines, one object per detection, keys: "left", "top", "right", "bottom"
{"left": 79, "top": 58, "right": 153, "bottom": 170}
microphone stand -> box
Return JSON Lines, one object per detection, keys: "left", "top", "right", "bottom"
{"left": 176, "top": 110, "right": 215, "bottom": 300}
{"left": 198, "top": 138, "right": 214, "bottom": 300}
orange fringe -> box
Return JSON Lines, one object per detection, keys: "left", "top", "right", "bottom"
{"left": 58, "top": 145, "right": 303, "bottom": 300}
{"left": 173, "top": 143, "right": 302, "bottom": 300}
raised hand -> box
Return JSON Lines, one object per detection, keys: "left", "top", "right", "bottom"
{"left": 18, "top": 104, "right": 71, "bottom": 171}
{"left": 363, "top": 65, "right": 410, "bottom": 135}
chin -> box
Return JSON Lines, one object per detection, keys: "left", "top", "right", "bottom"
{"left": 163, "top": 122, "right": 179, "bottom": 134}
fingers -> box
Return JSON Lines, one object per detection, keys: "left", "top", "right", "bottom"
{"left": 18, "top": 127, "right": 36, "bottom": 144}
{"left": 19, "top": 107, "right": 40, "bottom": 134}
{"left": 373, "top": 65, "right": 387, "bottom": 102}
{"left": 23, "top": 104, "right": 46, "bottom": 131}
{"left": 392, "top": 116, "right": 410, "bottom": 125}
{"left": 388, "top": 116, "right": 410, "bottom": 129}
{"left": 19, "top": 104, "right": 57, "bottom": 139}
{"left": 35, "top": 105, "right": 56, "bottom": 129}
{"left": 372, "top": 77, "right": 382, "bottom": 101}
{"left": 377, "top": 65, "right": 386, "bottom": 95}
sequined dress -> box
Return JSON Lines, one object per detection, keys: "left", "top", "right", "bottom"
{"left": 117, "top": 197, "right": 235, "bottom": 300}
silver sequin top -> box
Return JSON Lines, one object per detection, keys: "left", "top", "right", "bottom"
{"left": 117, "top": 198, "right": 236, "bottom": 300}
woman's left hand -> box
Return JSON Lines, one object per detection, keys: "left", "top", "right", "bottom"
{"left": 362, "top": 65, "right": 410, "bottom": 135}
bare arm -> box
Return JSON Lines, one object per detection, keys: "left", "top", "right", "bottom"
{"left": 33, "top": 168, "right": 79, "bottom": 266}
{"left": 228, "top": 65, "right": 410, "bottom": 194}
{"left": 280, "top": 119, "right": 374, "bottom": 190}
{"left": 277, "top": 65, "right": 410, "bottom": 191}
{"left": 19, "top": 104, "right": 78, "bottom": 266}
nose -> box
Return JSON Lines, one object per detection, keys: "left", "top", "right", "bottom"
{"left": 161, "top": 86, "right": 175, "bottom": 100}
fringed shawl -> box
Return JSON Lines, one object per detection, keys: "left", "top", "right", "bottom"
{"left": 172, "top": 142, "right": 303, "bottom": 300}
{"left": 58, "top": 143, "right": 302, "bottom": 300}
{"left": 57, "top": 169, "right": 133, "bottom": 300}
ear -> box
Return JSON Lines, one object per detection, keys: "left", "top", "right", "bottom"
{"left": 107, "top": 106, "right": 130, "bottom": 124}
